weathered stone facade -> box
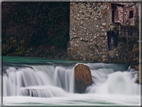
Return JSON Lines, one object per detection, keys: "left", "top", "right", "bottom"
{"left": 68, "top": 2, "right": 110, "bottom": 62}
{"left": 114, "top": 3, "right": 139, "bottom": 26}
{"left": 68, "top": 2, "right": 139, "bottom": 63}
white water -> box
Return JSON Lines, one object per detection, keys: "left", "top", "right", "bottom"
{"left": 54, "top": 66, "right": 74, "bottom": 93}
{"left": 3, "top": 63, "right": 141, "bottom": 106}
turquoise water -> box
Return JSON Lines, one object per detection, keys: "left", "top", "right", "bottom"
{"left": 2, "top": 56, "right": 89, "bottom": 65}
{"left": 2, "top": 56, "right": 129, "bottom": 70}
{"left": 2, "top": 56, "right": 140, "bottom": 106}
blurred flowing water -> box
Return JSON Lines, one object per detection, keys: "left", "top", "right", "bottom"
{"left": 2, "top": 56, "right": 141, "bottom": 106}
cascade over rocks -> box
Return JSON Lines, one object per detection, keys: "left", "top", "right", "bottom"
{"left": 74, "top": 64, "right": 93, "bottom": 93}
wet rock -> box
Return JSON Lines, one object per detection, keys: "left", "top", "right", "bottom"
{"left": 74, "top": 64, "right": 92, "bottom": 93}
{"left": 134, "top": 64, "right": 142, "bottom": 84}
{"left": 130, "top": 44, "right": 142, "bottom": 84}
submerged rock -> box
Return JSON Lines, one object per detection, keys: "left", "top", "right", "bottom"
{"left": 74, "top": 64, "right": 92, "bottom": 93}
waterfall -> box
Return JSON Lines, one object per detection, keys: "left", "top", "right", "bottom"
{"left": 3, "top": 64, "right": 75, "bottom": 97}
{"left": 3, "top": 63, "right": 140, "bottom": 105}
{"left": 54, "top": 66, "right": 75, "bottom": 93}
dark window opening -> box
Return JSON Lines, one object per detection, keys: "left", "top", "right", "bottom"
{"left": 112, "top": 6, "right": 116, "bottom": 23}
{"left": 129, "top": 11, "right": 133, "bottom": 19}
{"left": 112, "top": 10, "right": 115, "bottom": 22}
{"left": 107, "top": 31, "right": 118, "bottom": 51}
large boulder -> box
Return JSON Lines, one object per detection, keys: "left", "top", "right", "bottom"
{"left": 74, "top": 64, "right": 92, "bottom": 93}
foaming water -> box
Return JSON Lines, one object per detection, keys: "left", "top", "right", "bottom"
{"left": 20, "top": 85, "right": 68, "bottom": 97}
{"left": 3, "top": 63, "right": 141, "bottom": 106}
{"left": 86, "top": 71, "right": 139, "bottom": 95}
{"left": 3, "top": 94, "right": 140, "bottom": 106}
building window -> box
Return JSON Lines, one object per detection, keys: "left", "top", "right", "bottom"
{"left": 129, "top": 11, "right": 133, "bottom": 19}
{"left": 111, "top": 5, "right": 116, "bottom": 23}
{"left": 107, "top": 31, "right": 118, "bottom": 51}
{"left": 112, "top": 10, "right": 116, "bottom": 22}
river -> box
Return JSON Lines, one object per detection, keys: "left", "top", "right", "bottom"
{"left": 2, "top": 56, "right": 141, "bottom": 106}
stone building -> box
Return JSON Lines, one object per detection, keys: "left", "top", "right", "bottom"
{"left": 68, "top": 2, "right": 139, "bottom": 63}
{"left": 111, "top": 3, "right": 139, "bottom": 26}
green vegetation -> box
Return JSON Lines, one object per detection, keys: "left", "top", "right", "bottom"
{"left": 2, "top": 2, "right": 70, "bottom": 59}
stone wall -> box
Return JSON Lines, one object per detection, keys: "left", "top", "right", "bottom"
{"left": 107, "top": 23, "right": 139, "bottom": 63}
{"left": 68, "top": 2, "right": 111, "bottom": 62}
{"left": 68, "top": 2, "right": 139, "bottom": 64}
